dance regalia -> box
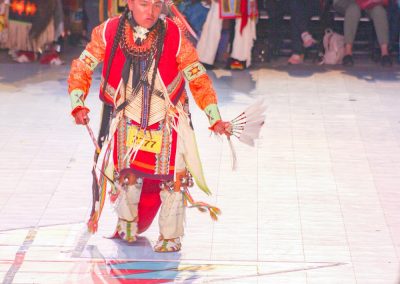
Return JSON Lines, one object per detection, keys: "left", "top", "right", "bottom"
{"left": 0, "top": 0, "right": 9, "bottom": 48}
{"left": 68, "top": 14, "right": 222, "bottom": 251}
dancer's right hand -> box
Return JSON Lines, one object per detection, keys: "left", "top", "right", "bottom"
{"left": 72, "top": 107, "right": 90, "bottom": 125}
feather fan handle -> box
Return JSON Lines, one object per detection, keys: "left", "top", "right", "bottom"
{"left": 228, "top": 137, "right": 237, "bottom": 171}
{"left": 165, "top": 0, "right": 198, "bottom": 41}
{"left": 182, "top": 188, "right": 221, "bottom": 221}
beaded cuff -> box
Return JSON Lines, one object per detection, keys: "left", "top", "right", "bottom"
{"left": 70, "top": 89, "right": 85, "bottom": 109}
{"left": 204, "top": 104, "right": 221, "bottom": 126}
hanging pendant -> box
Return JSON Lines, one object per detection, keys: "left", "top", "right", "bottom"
{"left": 133, "top": 26, "right": 149, "bottom": 42}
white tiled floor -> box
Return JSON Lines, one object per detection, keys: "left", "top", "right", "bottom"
{"left": 1, "top": 57, "right": 400, "bottom": 283}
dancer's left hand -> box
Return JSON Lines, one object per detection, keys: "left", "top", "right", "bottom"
{"left": 210, "top": 120, "right": 231, "bottom": 137}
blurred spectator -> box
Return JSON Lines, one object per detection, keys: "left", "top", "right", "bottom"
{"left": 197, "top": 0, "right": 257, "bottom": 70}
{"left": 333, "top": 0, "right": 392, "bottom": 66}
{"left": 265, "top": 0, "right": 318, "bottom": 65}
{"left": 0, "top": 0, "right": 9, "bottom": 48}
{"left": 7, "top": 0, "right": 64, "bottom": 64}
{"left": 178, "top": 0, "right": 209, "bottom": 37}
{"left": 62, "top": 0, "right": 87, "bottom": 46}
{"left": 388, "top": 0, "right": 399, "bottom": 59}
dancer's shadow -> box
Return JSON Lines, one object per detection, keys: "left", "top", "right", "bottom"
{"left": 113, "top": 236, "right": 180, "bottom": 260}
{"left": 268, "top": 61, "right": 330, "bottom": 78}
{"left": 206, "top": 69, "right": 257, "bottom": 105}
{"left": 340, "top": 66, "right": 400, "bottom": 82}
{"left": 87, "top": 236, "right": 201, "bottom": 283}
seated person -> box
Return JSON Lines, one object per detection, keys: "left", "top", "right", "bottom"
{"left": 0, "top": 0, "right": 9, "bottom": 48}
{"left": 333, "top": 0, "right": 392, "bottom": 66}
{"left": 388, "top": 0, "right": 399, "bottom": 61}
{"left": 197, "top": 0, "right": 257, "bottom": 70}
{"left": 7, "top": 0, "right": 64, "bottom": 64}
{"left": 178, "top": 0, "right": 210, "bottom": 37}
{"left": 265, "top": 0, "right": 318, "bottom": 65}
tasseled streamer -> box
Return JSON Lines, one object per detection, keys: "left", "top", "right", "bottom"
{"left": 85, "top": 124, "right": 101, "bottom": 154}
{"left": 86, "top": 143, "right": 112, "bottom": 234}
{"left": 87, "top": 211, "right": 99, "bottom": 234}
{"left": 95, "top": 167, "right": 124, "bottom": 207}
{"left": 182, "top": 188, "right": 221, "bottom": 221}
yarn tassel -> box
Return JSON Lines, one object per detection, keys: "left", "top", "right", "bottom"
{"left": 86, "top": 142, "right": 112, "bottom": 233}
{"left": 182, "top": 188, "right": 221, "bottom": 221}
{"left": 87, "top": 201, "right": 100, "bottom": 233}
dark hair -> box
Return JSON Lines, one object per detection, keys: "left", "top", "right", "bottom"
{"left": 148, "top": 22, "right": 165, "bottom": 98}
{"left": 101, "top": 6, "right": 130, "bottom": 100}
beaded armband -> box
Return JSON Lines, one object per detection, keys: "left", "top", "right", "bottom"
{"left": 79, "top": 50, "right": 100, "bottom": 71}
{"left": 182, "top": 62, "right": 206, "bottom": 82}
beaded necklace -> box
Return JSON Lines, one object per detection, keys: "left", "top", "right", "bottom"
{"left": 120, "top": 17, "right": 163, "bottom": 58}
{"left": 119, "top": 15, "right": 166, "bottom": 130}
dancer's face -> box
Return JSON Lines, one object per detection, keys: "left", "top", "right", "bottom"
{"left": 128, "top": 0, "right": 163, "bottom": 29}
